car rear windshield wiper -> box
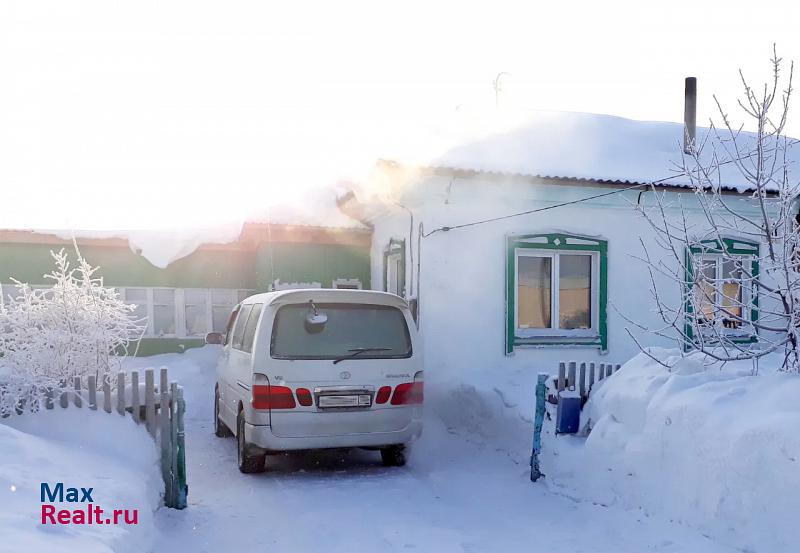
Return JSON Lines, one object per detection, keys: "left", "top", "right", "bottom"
{"left": 332, "top": 347, "right": 392, "bottom": 364}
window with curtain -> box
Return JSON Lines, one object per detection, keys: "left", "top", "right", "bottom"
{"left": 516, "top": 251, "right": 594, "bottom": 334}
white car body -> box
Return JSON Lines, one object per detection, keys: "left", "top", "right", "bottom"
{"left": 215, "top": 289, "right": 423, "bottom": 462}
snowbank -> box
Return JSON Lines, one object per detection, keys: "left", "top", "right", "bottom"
{"left": 0, "top": 410, "right": 161, "bottom": 553}
{"left": 123, "top": 345, "right": 220, "bottom": 421}
{"left": 547, "top": 349, "right": 800, "bottom": 552}
{"left": 382, "top": 108, "right": 797, "bottom": 193}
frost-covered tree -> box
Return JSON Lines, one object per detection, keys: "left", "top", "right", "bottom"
{"left": 0, "top": 247, "right": 145, "bottom": 414}
{"left": 633, "top": 47, "right": 800, "bottom": 372}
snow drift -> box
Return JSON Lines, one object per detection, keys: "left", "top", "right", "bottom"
{"left": 547, "top": 349, "right": 800, "bottom": 553}
{"left": 0, "top": 410, "right": 161, "bottom": 553}
{"left": 381, "top": 108, "right": 798, "bottom": 193}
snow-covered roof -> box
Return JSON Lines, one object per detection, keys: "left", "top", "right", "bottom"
{"left": 382, "top": 109, "right": 798, "bottom": 193}
{"left": 0, "top": 187, "right": 368, "bottom": 268}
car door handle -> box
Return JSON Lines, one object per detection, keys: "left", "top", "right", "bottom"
{"left": 236, "top": 380, "right": 251, "bottom": 391}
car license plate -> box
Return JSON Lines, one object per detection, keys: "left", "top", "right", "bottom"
{"left": 318, "top": 394, "right": 372, "bottom": 408}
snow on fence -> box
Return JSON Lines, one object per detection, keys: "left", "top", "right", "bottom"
{"left": 554, "top": 361, "right": 622, "bottom": 403}
{"left": 532, "top": 361, "right": 623, "bottom": 481}
{"left": 3, "top": 368, "right": 187, "bottom": 509}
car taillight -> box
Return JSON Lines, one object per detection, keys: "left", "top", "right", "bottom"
{"left": 296, "top": 388, "right": 313, "bottom": 407}
{"left": 251, "top": 373, "right": 296, "bottom": 410}
{"left": 375, "top": 386, "right": 392, "bottom": 404}
{"left": 390, "top": 382, "right": 423, "bottom": 405}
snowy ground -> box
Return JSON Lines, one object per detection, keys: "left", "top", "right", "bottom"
{"left": 548, "top": 349, "right": 800, "bottom": 553}
{"left": 0, "top": 410, "right": 160, "bottom": 553}
{"left": 140, "top": 347, "right": 742, "bottom": 553}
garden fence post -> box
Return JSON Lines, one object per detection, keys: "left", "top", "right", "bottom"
{"left": 103, "top": 374, "right": 112, "bottom": 413}
{"left": 87, "top": 375, "right": 97, "bottom": 410}
{"left": 131, "top": 372, "right": 140, "bottom": 423}
{"left": 145, "top": 369, "right": 155, "bottom": 436}
{"left": 117, "top": 372, "right": 126, "bottom": 416}
{"left": 160, "top": 369, "right": 171, "bottom": 502}
{"left": 530, "top": 373, "right": 548, "bottom": 482}
{"left": 168, "top": 382, "right": 179, "bottom": 508}
{"left": 175, "top": 385, "right": 188, "bottom": 509}
{"left": 59, "top": 379, "right": 68, "bottom": 409}
{"left": 567, "top": 361, "right": 576, "bottom": 391}
{"left": 73, "top": 376, "right": 82, "bottom": 408}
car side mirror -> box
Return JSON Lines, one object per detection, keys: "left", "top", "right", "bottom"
{"left": 205, "top": 332, "right": 223, "bottom": 345}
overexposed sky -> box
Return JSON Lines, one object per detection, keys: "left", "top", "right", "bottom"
{"left": 1, "top": 0, "right": 799, "bottom": 231}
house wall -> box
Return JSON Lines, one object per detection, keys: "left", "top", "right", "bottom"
{"left": 369, "top": 173, "right": 772, "bottom": 382}
{"left": 255, "top": 242, "right": 371, "bottom": 291}
{"left": 0, "top": 242, "right": 257, "bottom": 288}
{"left": 0, "top": 231, "right": 371, "bottom": 355}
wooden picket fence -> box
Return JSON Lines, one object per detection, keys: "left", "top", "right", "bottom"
{"left": 4, "top": 368, "right": 187, "bottom": 509}
{"left": 555, "top": 360, "right": 622, "bottom": 403}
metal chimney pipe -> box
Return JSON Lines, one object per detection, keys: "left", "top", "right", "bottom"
{"left": 684, "top": 77, "right": 697, "bottom": 154}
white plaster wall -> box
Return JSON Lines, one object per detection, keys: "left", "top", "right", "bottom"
{"left": 368, "top": 173, "right": 772, "bottom": 378}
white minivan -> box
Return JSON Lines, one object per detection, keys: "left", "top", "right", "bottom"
{"left": 208, "top": 289, "right": 423, "bottom": 473}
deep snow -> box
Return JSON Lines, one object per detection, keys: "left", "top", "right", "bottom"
{"left": 0, "top": 410, "right": 161, "bottom": 553}
{"left": 381, "top": 108, "right": 798, "bottom": 193}
{"left": 4, "top": 345, "right": 788, "bottom": 552}
{"left": 547, "top": 350, "right": 800, "bottom": 553}
{"left": 144, "top": 346, "right": 743, "bottom": 553}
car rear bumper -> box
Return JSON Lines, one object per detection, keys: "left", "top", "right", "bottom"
{"left": 244, "top": 419, "right": 423, "bottom": 451}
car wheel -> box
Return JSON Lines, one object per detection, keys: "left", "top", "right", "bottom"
{"left": 380, "top": 445, "right": 407, "bottom": 467}
{"left": 237, "top": 410, "right": 266, "bottom": 474}
{"left": 214, "top": 387, "right": 233, "bottom": 438}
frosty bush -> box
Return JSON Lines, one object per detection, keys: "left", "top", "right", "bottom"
{"left": 634, "top": 48, "right": 800, "bottom": 372}
{"left": 0, "top": 248, "right": 145, "bottom": 415}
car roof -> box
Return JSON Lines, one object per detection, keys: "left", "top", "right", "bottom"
{"left": 241, "top": 289, "right": 410, "bottom": 309}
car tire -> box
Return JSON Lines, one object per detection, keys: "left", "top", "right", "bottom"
{"left": 214, "top": 386, "right": 233, "bottom": 438}
{"left": 237, "top": 410, "right": 266, "bottom": 474}
{"left": 380, "top": 445, "right": 407, "bottom": 467}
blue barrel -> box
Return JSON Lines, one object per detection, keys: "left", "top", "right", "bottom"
{"left": 556, "top": 390, "right": 581, "bottom": 434}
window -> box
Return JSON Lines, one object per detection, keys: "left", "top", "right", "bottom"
{"left": 241, "top": 304, "right": 263, "bottom": 353}
{"left": 685, "top": 238, "right": 759, "bottom": 347}
{"left": 124, "top": 288, "right": 148, "bottom": 325}
{"left": 1, "top": 283, "right": 22, "bottom": 303}
{"left": 332, "top": 278, "right": 362, "bottom": 290}
{"left": 231, "top": 304, "right": 253, "bottom": 351}
{"left": 183, "top": 289, "right": 208, "bottom": 337}
{"left": 271, "top": 303, "right": 412, "bottom": 360}
{"left": 506, "top": 233, "right": 607, "bottom": 353}
{"left": 0, "top": 284, "right": 53, "bottom": 303}
{"left": 116, "top": 287, "right": 254, "bottom": 338}
{"left": 384, "top": 239, "right": 405, "bottom": 297}
{"left": 212, "top": 289, "right": 238, "bottom": 333}
{"left": 272, "top": 281, "right": 321, "bottom": 291}
{"left": 238, "top": 289, "right": 256, "bottom": 302}
{"left": 152, "top": 289, "right": 176, "bottom": 336}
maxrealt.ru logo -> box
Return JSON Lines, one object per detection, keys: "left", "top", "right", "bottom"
{"left": 40, "top": 482, "right": 138, "bottom": 525}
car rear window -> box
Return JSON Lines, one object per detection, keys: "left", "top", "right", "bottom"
{"left": 271, "top": 303, "right": 412, "bottom": 360}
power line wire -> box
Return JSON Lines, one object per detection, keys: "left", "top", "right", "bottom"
{"left": 422, "top": 181, "right": 654, "bottom": 237}
{"left": 421, "top": 143, "right": 797, "bottom": 237}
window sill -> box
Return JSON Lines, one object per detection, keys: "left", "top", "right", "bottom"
{"left": 686, "top": 334, "right": 758, "bottom": 349}
{"left": 513, "top": 335, "right": 603, "bottom": 348}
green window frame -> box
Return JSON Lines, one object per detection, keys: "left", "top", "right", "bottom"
{"left": 505, "top": 233, "right": 608, "bottom": 354}
{"left": 383, "top": 238, "right": 406, "bottom": 297}
{"left": 684, "top": 237, "right": 759, "bottom": 350}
